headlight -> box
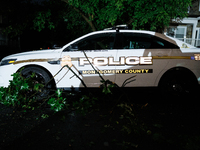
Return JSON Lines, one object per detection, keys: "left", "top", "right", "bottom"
{"left": 0, "top": 59, "right": 17, "bottom": 66}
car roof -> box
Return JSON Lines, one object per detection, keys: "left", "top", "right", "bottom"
{"left": 63, "top": 29, "right": 178, "bottom": 49}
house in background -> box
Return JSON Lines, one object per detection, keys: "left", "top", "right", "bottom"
{"left": 165, "top": 0, "right": 200, "bottom": 47}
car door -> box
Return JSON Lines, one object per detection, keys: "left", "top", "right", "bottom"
{"left": 57, "top": 32, "right": 117, "bottom": 88}
{"left": 115, "top": 32, "right": 174, "bottom": 87}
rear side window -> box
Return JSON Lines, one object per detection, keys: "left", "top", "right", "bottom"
{"left": 122, "top": 33, "right": 151, "bottom": 49}
{"left": 121, "top": 33, "right": 178, "bottom": 49}
{"left": 151, "top": 36, "right": 179, "bottom": 49}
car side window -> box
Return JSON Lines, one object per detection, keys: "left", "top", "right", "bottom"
{"left": 151, "top": 36, "right": 179, "bottom": 49}
{"left": 122, "top": 33, "right": 152, "bottom": 49}
{"left": 74, "top": 33, "right": 115, "bottom": 51}
{"left": 122, "top": 33, "right": 178, "bottom": 49}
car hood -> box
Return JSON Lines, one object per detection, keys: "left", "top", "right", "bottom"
{"left": 2, "top": 49, "right": 62, "bottom": 61}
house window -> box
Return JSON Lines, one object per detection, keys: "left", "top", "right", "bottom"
{"left": 167, "top": 26, "right": 187, "bottom": 41}
{"left": 199, "top": 0, "right": 200, "bottom": 11}
{"left": 175, "top": 27, "right": 187, "bottom": 39}
{"left": 188, "top": 6, "right": 190, "bottom": 13}
{"left": 166, "top": 27, "right": 176, "bottom": 37}
{"left": 195, "top": 28, "right": 200, "bottom": 47}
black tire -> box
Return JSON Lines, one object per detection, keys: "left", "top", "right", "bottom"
{"left": 159, "top": 71, "right": 198, "bottom": 99}
{"left": 21, "top": 66, "right": 53, "bottom": 100}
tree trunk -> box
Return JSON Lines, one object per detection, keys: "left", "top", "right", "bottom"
{"left": 73, "top": 7, "right": 96, "bottom": 32}
{"left": 61, "top": 0, "right": 96, "bottom": 32}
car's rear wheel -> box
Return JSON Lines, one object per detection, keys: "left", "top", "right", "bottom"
{"left": 21, "top": 66, "right": 53, "bottom": 100}
{"left": 159, "top": 71, "right": 198, "bottom": 99}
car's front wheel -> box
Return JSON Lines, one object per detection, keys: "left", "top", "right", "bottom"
{"left": 20, "top": 66, "right": 53, "bottom": 100}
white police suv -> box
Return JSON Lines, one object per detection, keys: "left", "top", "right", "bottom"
{"left": 0, "top": 27, "right": 200, "bottom": 96}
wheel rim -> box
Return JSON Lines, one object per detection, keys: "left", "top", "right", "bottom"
{"left": 161, "top": 74, "right": 195, "bottom": 96}
{"left": 168, "top": 82, "right": 185, "bottom": 93}
{"left": 23, "top": 71, "right": 51, "bottom": 99}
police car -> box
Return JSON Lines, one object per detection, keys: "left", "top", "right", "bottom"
{"left": 0, "top": 26, "right": 200, "bottom": 97}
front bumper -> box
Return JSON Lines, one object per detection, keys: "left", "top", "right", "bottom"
{"left": 0, "top": 65, "right": 18, "bottom": 87}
